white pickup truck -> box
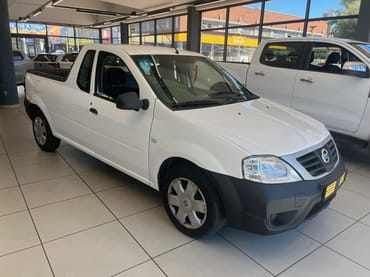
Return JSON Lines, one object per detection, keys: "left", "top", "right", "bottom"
{"left": 25, "top": 44, "right": 346, "bottom": 237}
{"left": 221, "top": 37, "right": 370, "bottom": 146}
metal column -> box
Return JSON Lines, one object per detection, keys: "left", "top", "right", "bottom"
{"left": 0, "top": 0, "right": 18, "bottom": 107}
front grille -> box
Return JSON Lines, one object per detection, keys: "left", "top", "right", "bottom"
{"left": 297, "top": 140, "right": 338, "bottom": 177}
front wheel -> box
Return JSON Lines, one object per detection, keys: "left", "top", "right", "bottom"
{"left": 162, "top": 165, "right": 224, "bottom": 238}
{"left": 32, "top": 113, "right": 60, "bottom": 152}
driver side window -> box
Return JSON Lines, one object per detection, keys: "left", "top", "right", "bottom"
{"left": 95, "top": 51, "right": 139, "bottom": 102}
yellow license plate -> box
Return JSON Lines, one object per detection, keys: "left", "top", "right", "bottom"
{"left": 324, "top": 181, "right": 337, "bottom": 199}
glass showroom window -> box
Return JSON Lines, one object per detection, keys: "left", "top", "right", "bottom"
{"left": 157, "top": 18, "right": 173, "bottom": 34}
{"left": 262, "top": 22, "right": 306, "bottom": 39}
{"left": 310, "top": 0, "right": 360, "bottom": 18}
{"left": 225, "top": 3, "right": 262, "bottom": 63}
{"left": 112, "top": 26, "right": 121, "bottom": 44}
{"left": 157, "top": 34, "right": 172, "bottom": 47}
{"left": 174, "top": 15, "right": 188, "bottom": 49}
{"left": 129, "top": 23, "right": 140, "bottom": 45}
{"left": 308, "top": 18, "right": 358, "bottom": 39}
{"left": 201, "top": 8, "right": 227, "bottom": 30}
{"left": 201, "top": 8, "right": 227, "bottom": 61}
{"left": 201, "top": 30, "right": 225, "bottom": 61}
{"left": 227, "top": 26, "right": 258, "bottom": 62}
{"left": 102, "top": 27, "right": 111, "bottom": 44}
{"left": 47, "top": 25, "right": 75, "bottom": 53}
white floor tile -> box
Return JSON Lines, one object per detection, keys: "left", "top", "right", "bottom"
{"left": 219, "top": 227, "right": 319, "bottom": 275}
{"left": 0, "top": 168, "right": 18, "bottom": 189}
{"left": 341, "top": 173, "right": 370, "bottom": 198}
{"left": 329, "top": 189, "right": 370, "bottom": 220}
{"left": 0, "top": 211, "right": 39, "bottom": 256}
{"left": 45, "top": 222, "right": 149, "bottom": 277}
{"left": 352, "top": 166, "right": 370, "bottom": 179}
{"left": 97, "top": 185, "right": 161, "bottom": 219}
{"left": 57, "top": 145, "right": 107, "bottom": 173}
{"left": 155, "top": 235, "right": 271, "bottom": 277}
{"left": 13, "top": 159, "right": 74, "bottom": 185}
{"left": 279, "top": 246, "right": 370, "bottom": 277}
{"left": 79, "top": 166, "right": 131, "bottom": 192}
{"left": 121, "top": 207, "right": 192, "bottom": 257}
{"left": 361, "top": 214, "right": 370, "bottom": 226}
{"left": 4, "top": 138, "right": 39, "bottom": 154}
{"left": 9, "top": 150, "right": 62, "bottom": 168}
{"left": 326, "top": 223, "right": 370, "bottom": 269}
{"left": 0, "top": 246, "right": 53, "bottom": 277}
{"left": 114, "top": 261, "right": 165, "bottom": 277}
{"left": 297, "top": 208, "right": 354, "bottom": 243}
{"left": 0, "top": 187, "right": 27, "bottom": 217}
{"left": 31, "top": 194, "right": 114, "bottom": 242}
{"left": 22, "top": 175, "right": 91, "bottom": 208}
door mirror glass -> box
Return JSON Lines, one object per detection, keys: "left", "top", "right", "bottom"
{"left": 115, "top": 92, "right": 149, "bottom": 111}
{"left": 342, "top": 61, "right": 370, "bottom": 78}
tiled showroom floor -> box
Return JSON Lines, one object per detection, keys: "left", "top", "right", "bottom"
{"left": 0, "top": 91, "right": 370, "bottom": 277}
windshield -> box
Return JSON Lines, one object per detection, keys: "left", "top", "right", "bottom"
{"left": 133, "top": 55, "right": 257, "bottom": 110}
{"left": 350, "top": 42, "right": 370, "bottom": 59}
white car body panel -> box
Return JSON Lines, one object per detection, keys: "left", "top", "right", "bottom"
{"left": 223, "top": 37, "right": 370, "bottom": 142}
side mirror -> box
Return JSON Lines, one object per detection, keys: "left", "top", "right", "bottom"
{"left": 115, "top": 92, "right": 149, "bottom": 111}
{"left": 342, "top": 61, "right": 370, "bottom": 78}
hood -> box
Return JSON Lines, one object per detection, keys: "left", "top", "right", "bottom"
{"left": 177, "top": 98, "right": 329, "bottom": 157}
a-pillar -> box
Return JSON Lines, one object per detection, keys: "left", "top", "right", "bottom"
{"left": 0, "top": 0, "right": 18, "bottom": 107}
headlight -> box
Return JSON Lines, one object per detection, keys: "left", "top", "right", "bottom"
{"left": 242, "top": 156, "right": 302, "bottom": 183}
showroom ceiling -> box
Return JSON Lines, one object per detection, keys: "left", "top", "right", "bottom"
{"left": 7, "top": 0, "right": 250, "bottom": 27}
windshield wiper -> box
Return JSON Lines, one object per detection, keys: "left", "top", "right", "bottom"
{"left": 172, "top": 100, "right": 222, "bottom": 109}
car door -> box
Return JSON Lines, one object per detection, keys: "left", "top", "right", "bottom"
{"left": 292, "top": 42, "right": 370, "bottom": 134}
{"left": 43, "top": 50, "right": 96, "bottom": 147}
{"left": 87, "top": 50, "right": 154, "bottom": 181}
{"left": 247, "top": 41, "right": 305, "bottom": 106}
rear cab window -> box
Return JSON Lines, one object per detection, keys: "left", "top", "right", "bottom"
{"left": 77, "top": 50, "right": 96, "bottom": 93}
{"left": 260, "top": 42, "right": 305, "bottom": 69}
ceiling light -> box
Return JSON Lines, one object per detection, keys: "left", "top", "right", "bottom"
{"left": 24, "top": 17, "right": 30, "bottom": 22}
{"left": 52, "top": 0, "right": 63, "bottom": 5}
{"left": 33, "top": 9, "right": 42, "bottom": 17}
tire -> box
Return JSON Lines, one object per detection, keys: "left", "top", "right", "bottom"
{"left": 32, "top": 112, "right": 60, "bottom": 152}
{"left": 162, "top": 164, "right": 224, "bottom": 238}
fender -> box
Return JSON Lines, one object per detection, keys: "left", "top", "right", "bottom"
{"left": 149, "top": 139, "right": 242, "bottom": 190}
{"left": 25, "top": 74, "right": 56, "bottom": 134}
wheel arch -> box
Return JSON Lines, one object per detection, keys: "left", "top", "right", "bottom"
{"left": 157, "top": 156, "right": 226, "bottom": 213}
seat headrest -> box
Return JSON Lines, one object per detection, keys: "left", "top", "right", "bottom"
{"left": 327, "top": 52, "right": 340, "bottom": 64}
{"left": 106, "top": 67, "right": 126, "bottom": 85}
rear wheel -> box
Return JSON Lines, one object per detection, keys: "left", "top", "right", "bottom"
{"left": 162, "top": 165, "right": 224, "bottom": 237}
{"left": 32, "top": 113, "right": 60, "bottom": 152}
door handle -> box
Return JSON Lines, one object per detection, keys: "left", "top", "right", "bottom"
{"left": 300, "top": 77, "right": 313, "bottom": 83}
{"left": 89, "top": 108, "right": 98, "bottom": 115}
{"left": 254, "top": 71, "right": 265, "bottom": 76}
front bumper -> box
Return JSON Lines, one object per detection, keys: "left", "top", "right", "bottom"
{"left": 207, "top": 157, "right": 346, "bottom": 234}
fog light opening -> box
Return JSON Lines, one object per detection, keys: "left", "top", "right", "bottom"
{"left": 270, "top": 211, "right": 297, "bottom": 227}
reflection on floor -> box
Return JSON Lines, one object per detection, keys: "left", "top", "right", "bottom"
{"left": 0, "top": 92, "right": 369, "bottom": 276}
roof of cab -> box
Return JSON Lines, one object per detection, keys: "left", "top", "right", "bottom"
{"left": 263, "top": 37, "right": 366, "bottom": 44}
{"left": 86, "top": 44, "right": 203, "bottom": 56}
